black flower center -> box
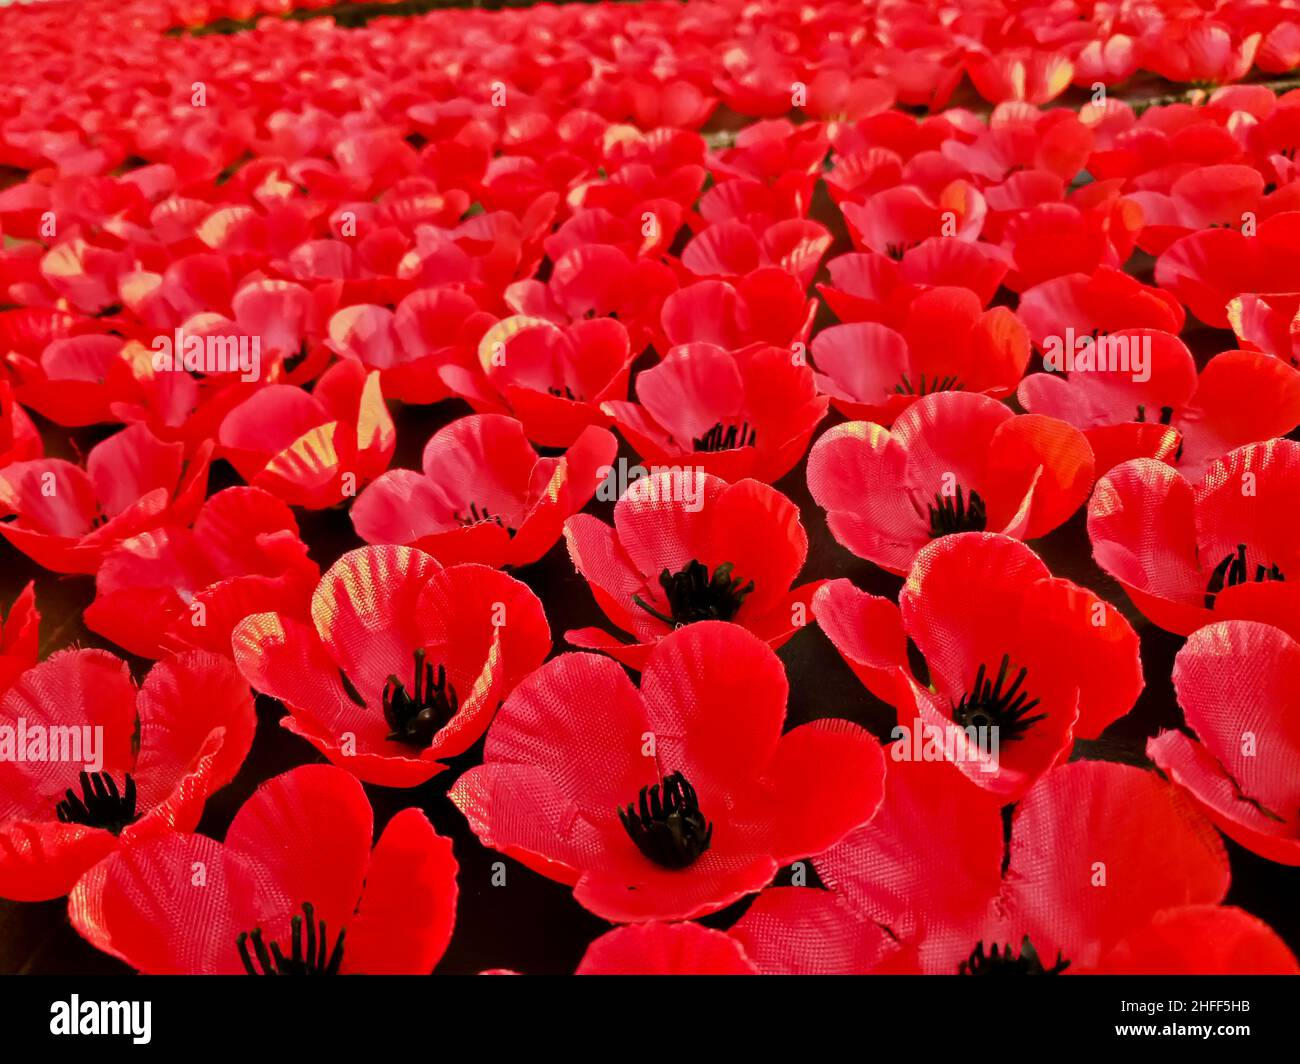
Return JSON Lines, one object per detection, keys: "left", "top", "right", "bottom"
{"left": 619, "top": 771, "right": 713, "bottom": 869}
{"left": 693, "top": 420, "right": 756, "bottom": 452}
{"left": 547, "top": 384, "right": 581, "bottom": 400}
{"left": 1134, "top": 403, "right": 1174, "bottom": 425}
{"left": 894, "top": 373, "right": 963, "bottom": 396}
{"left": 927, "top": 485, "right": 987, "bottom": 537}
{"left": 959, "top": 936, "right": 1070, "bottom": 975}
{"left": 382, "top": 648, "right": 460, "bottom": 747}
{"left": 952, "top": 654, "right": 1045, "bottom": 742}
{"left": 453, "top": 501, "right": 513, "bottom": 534}
{"left": 55, "top": 771, "right": 137, "bottom": 834}
{"left": 632, "top": 559, "right": 754, "bottom": 627}
{"left": 1205, "top": 543, "right": 1286, "bottom": 607}
{"left": 238, "top": 902, "right": 344, "bottom": 976}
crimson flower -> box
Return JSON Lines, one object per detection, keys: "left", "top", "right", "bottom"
{"left": 660, "top": 271, "right": 817, "bottom": 352}
{"left": 810, "top": 289, "right": 1030, "bottom": 424}
{"left": 69, "top": 765, "right": 458, "bottom": 974}
{"left": 814, "top": 533, "right": 1142, "bottom": 797}
{"left": 441, "top": 314, "right": 634, "bottom": 448}
{"left": 1018, "top": 332, "right": 1300, "bottom": 477}
{"left": 816, "top": 242, "right": 1008, "bottom": 327}
{"left": 449, "top": 622, "right": 885, "bottom": 922}
{"left": 563, "top": 470, "right": 820, "bottom": 669}
{"left": 326, "top": 288, "right": 495, "bottom": 405}
{"left": 603, "top": 342, "right": 828, "bottom": 484}
{"left": 817, "top": 756, "right": 1250, "bottom": 973}
{"left": 352, "top": 414, "right": 615, "bottom": 569}
{"left": 966, "top": 49, "right": 1075, "bottom": 106}
{"left": 1156, "top": 211, "right": 1300, "bottom": 329}
{"left": 1149, "top": 620, "right": 1300, "bottom": 865}
{"left": 218, "top": 359, "right": 395, "bottom": 509}
{"left": 1087, "top": 440, "right": 1300, "bottom": 639}
{"left": 678, "top": 218, "right": 832, "bottom": 291}
{"left": 0, "top": 650, "right": 254, "bottom": 901}
{"left": 83, "top": 486, "right": 318, "bottom": 659}
{"left": 841, "top": 180, "right": 985, "bottom": 259}
{"left": 1018, "top": 266, "right": 1185, "bottom": 349}
{"left": 232, "top": 545, "right": 549, "bottom": 787}
{"left": 0, "top": 424, "right": 211, "bottom": 575}
{"left": 808, "top": 393, "right": 1094, "bottom": 575}
{"left": 504, "top": 243, "right": 678, "bottom": 353}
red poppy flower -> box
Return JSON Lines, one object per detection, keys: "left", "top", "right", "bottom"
{"left": 660, "top": 271, "right": 818, "bottom": 352}
{"left": 1228, "top": 292, "right": 1300, "bottom": 366}
{"left": 1127, "top": 164, "right": 1267, "bottom": 256}
{"left": 563, "top": 470, "right": 820, "bottom": 669}
{"left": 841, "top": 180, "right": 986, "bottom": 259}
{"left": 218, "top": 358, "right": 395, "bottom": 510}
{"left": 504, "top": 244, "right": 678, "bottom": 353}
{"left": 440, "top": 314, "right": 633, "bottom": 449}
{"left": 1092, "top": 906, "right": 1298, "bottom": 975}
{"left": 0, "top": 381, "right": 41, "bottom": 468}
{"left": 966, "top": 49, "right": 1075, "bottom": 106}
{"left": 814, "top": 533, "right": 1142, "bottom": 797}
{"left": 352, "top": 414, "right": 615, "bottom": 569}
{"left": 1156, "top": 211, "right": 1300, "bottom": 329}
{"left": 810, "top": 290, "right": 1030, "bottom": 424}
{"left": 0, "top": 583, "right": 38, "bottom": 695}
{"left": 83, "top": 486, "right": 318, "bottom": 660}
{"left": 6, "top": 333, "right": 145, "bottom": 428}
{"left": 1018, "top": 266, "right": 1185, "bottom": 348}
{"left": 449, "top": 622, "right": 885, "bottom": 922}
{"left": 1149, "top": 620, "right": 1300, "bottom": 866}
{"left": 678, "top": 219, "right": 832, "bottom": 291}
{"left": 326, "top": 287, "right": 495, "bottom": 405}
{"left": 232, "top": 545, "right": 550, "bottom": 787}
{"left": 1018, "top": 333, "right": 1300, "bottom": 477}
{"left": 0, "top": 424, "right": 211, "bottom": 575}
{"left": 1087, "top": 440, "right": 1300, "bottom": 639}
{"left": 817, "top": 757, "right": 1233, "bottom": 973}
{"left": 68, "top": 764, "right": 458, "bottom": 974}
{"left": 0, "top": 649, "right": 254, "bottom": 902}
{"left": 817, "top": 242, "right": 1009, "bottom": 327}
{"left": 808, "top": 394, "right": 1094, "bottom": 575}
{"left": 1141, "top": 22, "right": 1261, "bottom": 85}
{"left": 603, "top": 342, "right": 828, "bottom": 484}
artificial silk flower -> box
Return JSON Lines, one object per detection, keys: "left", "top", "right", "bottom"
{"left": 232, "top": 545, "right": 550, "bottom": 787}
{"left": 0, "top": 650, "right": 254, "bottom": 901}
{"left": 68, "top": 764, "right": 458, "bottom": 974}
{"left": 450, "top": 621, "right": 885, "bottom": 923}
{"left": 563, "top": 469, "right": 820, "bottom": 669}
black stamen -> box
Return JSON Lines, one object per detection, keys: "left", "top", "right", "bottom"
{"left": 959, "top": 936, "right": 1069, "bottom": 975}
{"left": 631, "top": 559, "right": 755, "bottom": 627}
{"left": 1205, "top": 543, "right": 1285, "bottom": 607}
{"left": 618, "top": 771, "right": 713, "bottom": 869}
{"left": 951, "top": 653, "right": 1045, "bottom": 742}
{"left": 927, "top": 485, "right": 987, "bottom": 537}
{"left": 238, "top": 902, "right": 345, "bottom": 975}
{"left": 894, "top": 373, "right": 963, "bottom": 396}
{"left": 382, "top": 648, "right": 460, "bottom": 746}
{"left": 547, "top": 384, "right": 580, "bottom": 400}
{"left": 55, "top": 771, "right": 138, "bottom": 834}
{"left": 453, "top": 501, "right": 511, "bottom": 532}
{"left": 692, "top": 421, "right": 757, "bottom": 453}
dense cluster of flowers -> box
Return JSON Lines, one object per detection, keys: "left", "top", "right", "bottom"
{"left": 0, "top": 0, "right": 1297, "bottom": 975}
